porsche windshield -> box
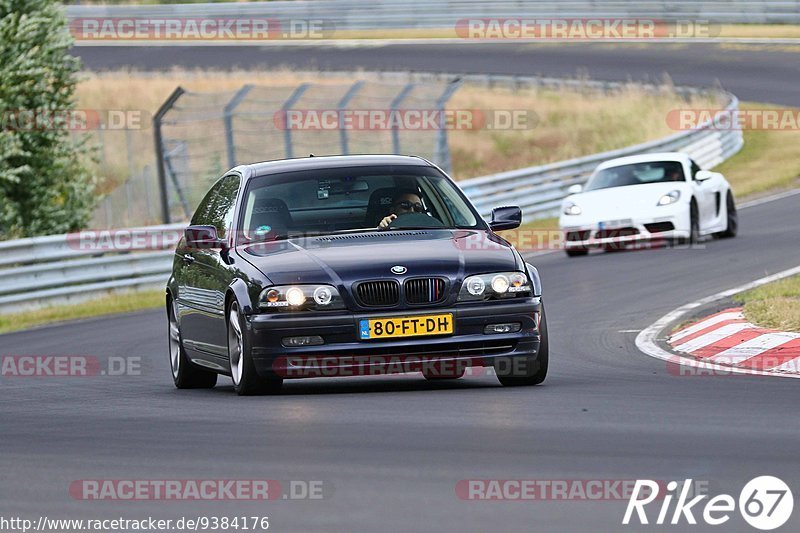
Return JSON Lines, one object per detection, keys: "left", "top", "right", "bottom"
{"left": 584, "top": 161, "right": 686, "bottom": 192}
{"left": 239, "top": 165, "right": 482, "bottom": 242}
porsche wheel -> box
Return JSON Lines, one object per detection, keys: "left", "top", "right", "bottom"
{"left": 716, "top": 192, "right": 738, "bottom": 239}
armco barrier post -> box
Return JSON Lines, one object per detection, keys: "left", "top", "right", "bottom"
{"left": 153, "top": 87, "right": 185, "bottom": 224}
{"left": 223, "top": 84, "right": 254, "bottom": 169}
{"left": 434, "top": 78, "right": 462, "bottom": 173}
{"left": 338, "top": 80, "right": 364, "bottom": 155}
{"left": 390, "top": 83, "right": 415, "bottom": 155}
{"left": 281, "top": 83, "right": 311, "bottom": 159}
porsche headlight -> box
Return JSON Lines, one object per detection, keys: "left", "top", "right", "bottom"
{"left": 563, "top": 201, "right": 582, "bottom": 216}
{"left": 459, "top": 272, "right": 531, "bottom": 301}
{"left": 259, "top": 285, "right": 344, "bottom": 311}
{"left": 657, "top": 190, "right": 681, "bottom": 206}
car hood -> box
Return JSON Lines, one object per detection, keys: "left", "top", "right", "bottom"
{"left": 238, "top": 229, "right": 522, "bottom": 286}
{"left": 566, "top": 182, "right": 687, "bottom": 220}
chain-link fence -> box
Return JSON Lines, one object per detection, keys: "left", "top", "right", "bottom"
{"left": 152, "top": 78, "right": 461, "bottom": 224}
{"left": 83, "top": 126, "right": 161, "bottom": 229}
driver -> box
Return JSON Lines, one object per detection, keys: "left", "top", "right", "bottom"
{"left": 378, "top": 190, "right": 425, "bottom": 228}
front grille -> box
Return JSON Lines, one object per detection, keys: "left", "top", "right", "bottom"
{"left": 405, "top": 278, "right": 447, "bottom": 305}
{"left": 644, "top": 222, "right": 675, "bottom": 234}
{"left": 595, "top": 227, "right": 639, "bottom": 239}
{"left": 355, "top": 280, "right": 400, "bottom": 307}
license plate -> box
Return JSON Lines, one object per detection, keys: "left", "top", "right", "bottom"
{"left": 599, "top": 218, "right": 632, "bottom": 229}
{"left": 359, "top": 313, "right": 454, "bottom": 340}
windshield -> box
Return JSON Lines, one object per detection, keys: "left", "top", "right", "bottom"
{"left": 584, "top": 161, "right": 686, "bottom": 192}
{"left": 238, "top": 165, "right": 482, "bottom": 243}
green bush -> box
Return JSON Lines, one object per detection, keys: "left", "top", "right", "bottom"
{"left": 0, "top": 0, "right": 96, "bottom": 239}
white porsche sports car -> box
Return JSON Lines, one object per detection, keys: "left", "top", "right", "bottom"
{"left": 559, "top": 152, "right": 737, "bottom": 256}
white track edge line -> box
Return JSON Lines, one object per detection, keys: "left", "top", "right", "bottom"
{"left": 635, "top": 264, "right": 800, "bottom": 379}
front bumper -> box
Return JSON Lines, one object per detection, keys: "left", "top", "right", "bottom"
{"left": 560, "top": 207, "right": 690, "bottom": 249}
{"left": 246, "top": 298, "right": 542, "bottom": 378}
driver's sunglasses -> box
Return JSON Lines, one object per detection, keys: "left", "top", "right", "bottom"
{"left": 394, "top": 201, "right": 424, "bottom": 212}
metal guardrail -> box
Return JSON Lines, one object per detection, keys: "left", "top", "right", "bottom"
{"left": 0, "top": 73, "right": 743, "bottom": 313}
{"left": 460, "top": 95, "right": 742, "bottom": 219}
{"left": 368, "top": 71, "right": 743, "bottom": 220}
{"left": 0, "top": 225, "right": 183, "bottom": 313}
{"left": 66, "top": 1, "right": 800, "bottom": 26}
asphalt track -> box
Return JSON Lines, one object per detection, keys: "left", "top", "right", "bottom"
{"left": 1, "top": 44, "right": 798, "bottom": 532}
{"left": 73, "top": 42, "right": 800, "bottom": 106}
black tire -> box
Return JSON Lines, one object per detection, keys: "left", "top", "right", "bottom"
{"left": 689, "top": 201, "right": 700, "bottom": 244}
{"left": 168, "top": 298, "right": 217, "bottom": 389}
{"left": 716, "top": 192, "right": 738, "bottom": 239}
{"left": 227, "top": 301, "right": 283, "bottom": 396}
{"left": 565, "top": 248, "right": 588, "bottom": 257}
{"left": 496, "top": 306, "right": 549, "bottom": 387}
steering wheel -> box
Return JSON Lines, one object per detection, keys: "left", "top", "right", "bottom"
{"left": 387, "top": 212, "right": 445, "bottom": 229}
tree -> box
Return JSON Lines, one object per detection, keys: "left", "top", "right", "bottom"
{"left": 0, "top": 0, "right": 96, "bottom": 239}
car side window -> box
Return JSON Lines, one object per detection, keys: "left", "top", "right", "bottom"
{"left": 190, "top": 174, "right": 241, "bottom": 239}
{"left": 207, "top": 175, "right": 241, "bottom": 239}
{"left": 191, "top": 180, "right": 225, "bottom": 227}
{"left": 690, "top": 160, "right": 702, "bottom": 180}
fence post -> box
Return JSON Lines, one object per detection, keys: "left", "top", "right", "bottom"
{"left": 223, "top": 84, "right": 254, "bottom": 169}
{"left": 164, "top": 142, "right": 192, "bottom": 220}
{"left": 153, "top": 86, "right": 185, "bottom": 224}
{"left": 433, "top": 78, "right": 462, "bottom": 174}
{"left": 390, "top": 83, "right": 415, "bottom": 155}
{"left": 337, "top": 80, "right": 364, "bottom": 155}
{"left": 281, "top": 83, "right": 310, "bottom": 159}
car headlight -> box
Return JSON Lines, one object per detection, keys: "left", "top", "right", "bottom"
{"left": 563, "top": 201, "right": 582, "bottom": 216}
{"left": 458, "top": 272, "right": 531, "bottom": 301}
{"left": 259, "top": 285, "right": 344, "bottom": 311}
{"left": 657, "top": 190, "right": 681, "bottom": 206}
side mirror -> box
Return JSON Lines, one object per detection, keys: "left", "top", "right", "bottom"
{"left": 695, "top": 170, "right": 713, "bottom": 182}
{"left": 489, "top": 206, "right": 522, "bottom": 231}
{"left": 184, "top": 225, "right": 224, "bottom": 249}
{"left": 567, "top": 184, "right": 583, "bottom": 195}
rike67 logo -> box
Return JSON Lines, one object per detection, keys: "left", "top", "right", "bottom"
{"left": 623, "top": 476, "right": 793, "bottom": 530}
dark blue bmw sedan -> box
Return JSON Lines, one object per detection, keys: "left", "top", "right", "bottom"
{"left": 167, "top": 155, "right": 547, "bottom": 395}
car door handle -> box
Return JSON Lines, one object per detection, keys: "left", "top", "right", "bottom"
{"left": 182, "top": 253, "right": 195, "bottom": 265}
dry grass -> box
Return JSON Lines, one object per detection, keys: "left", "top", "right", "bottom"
{"left": 713, "top": 102, "right": 800, "bottom": 198}
{"left": 735, "top": 275, "right": 800, "bottom": 332}
{"left": 75, "top": 69, "right": 720, "bottom": 186}
{"left": 447, "top": 82, "right": 716, "bottom": 177}
{"left": 718, "top": 24, "right": 800, "bottom": 39}
{"left": 496, "top": 217, "right": 560, "bottom": 252}
{"left": 0, "top": 290, "right": 164, "bottom": 335}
